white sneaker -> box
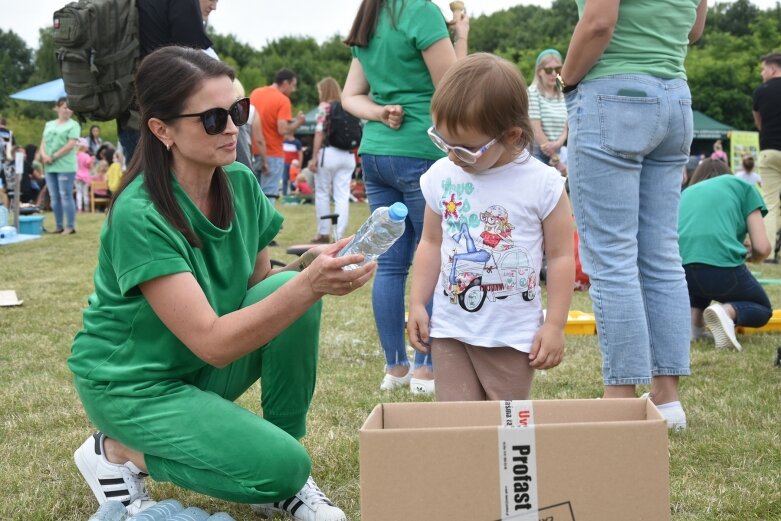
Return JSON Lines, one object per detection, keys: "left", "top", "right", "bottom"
{"left": 252, "top": 476, "right": 346, "bottom": 521}
{"left": 410, "top": 378, "right": 435, "bottom": 395}
{"left": 703, "top": 303, "right": 742, "bottom": 351}
{"left": 379, "top": 369, "right": 412, "bottom": 391}
{"left": 642, "top": 394, "right": 687, "bottom": 431}
{"left": 74, "top": 432, "right": 156, "bottom": 515}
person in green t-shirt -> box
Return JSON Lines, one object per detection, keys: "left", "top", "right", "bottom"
{"left": 560, "top": 0, "right": 708, "bottom": 432}
{"left": 679, "top": 158, "right": 771, "bottom": 351}
{"left": 341, "top": 0, "right": 469, "bottom": 395}
{"left": 40, "top": 97, "right": 80, "bottom": 234}
{"left": 68, "top": 47, "right": 374, "bottom": 521}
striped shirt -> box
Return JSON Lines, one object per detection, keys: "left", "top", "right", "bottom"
{"left": 528, "top": 84, "right": 567, "bottom": 142}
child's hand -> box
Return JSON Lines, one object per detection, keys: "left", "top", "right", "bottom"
{"left": 407, "top": 305, "right": 431, "bottom": 354}
{"left": 529, "top": 322, "right": 565, "bottom": 369}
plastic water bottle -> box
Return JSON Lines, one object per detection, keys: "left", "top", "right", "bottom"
{"left": 88, "top": 501, "right": 128, "bottom": 521}
{"left": 127, "top": 499, "right": 184, "bottom": 520}
{"left": 337, "top": 202, "right": 407, "bottom": 270}
{"left": 0, "top": 202, "right": 8, "bottom": 228}
{"left": 206, "top": 514, "right": 238, "bottom": 521}
{"left": 167, "top": 507, "right": 210, "bottom": 521}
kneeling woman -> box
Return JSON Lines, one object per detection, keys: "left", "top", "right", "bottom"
{"left": 68, "top": 47, "right": 374, "bottom": 520}
{"left": 679, "top": 158, "right": 772, "bottom": 350}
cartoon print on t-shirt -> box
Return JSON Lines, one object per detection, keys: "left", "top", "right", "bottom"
{"left": 437, "top": 182, "right": 538, "bottom": 313}
{"left": 479, "top": 205, "right": 514, "bottom": 249}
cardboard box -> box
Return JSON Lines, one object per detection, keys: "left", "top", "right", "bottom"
{"left": 360, "top": 398, "right": 669, "bottom": 521}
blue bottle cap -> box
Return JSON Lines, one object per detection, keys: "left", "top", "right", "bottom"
{"left": 388, "top": 202, "right": 408, "bottom": 222}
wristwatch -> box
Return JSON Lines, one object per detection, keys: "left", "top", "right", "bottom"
{"left": 556, "top": 73, "right": 578, "bottom": 94}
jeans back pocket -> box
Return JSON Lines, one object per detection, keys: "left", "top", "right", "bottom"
{"left": 598, "top": 95, "right": 661, "bottom": 159}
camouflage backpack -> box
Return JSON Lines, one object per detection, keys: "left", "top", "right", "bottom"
{"left": 53, "top": 0, "right": 140, "bottom": 125}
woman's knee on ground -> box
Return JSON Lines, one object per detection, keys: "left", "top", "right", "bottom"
{"left": 244, "top": 439, "right": 311, "bottom": 500}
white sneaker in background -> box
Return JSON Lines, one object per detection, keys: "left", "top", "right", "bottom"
{"left": 379, "top": 369, "right": 412, "bottom": 391}
{"left": 252, "top": 476, "right": 346, "bottom": 521}
{"left": 410, "top": 378, "right": 435, "bottom": 395}
{"left": 703, "top": 303, "right": 742, "bottom": 351}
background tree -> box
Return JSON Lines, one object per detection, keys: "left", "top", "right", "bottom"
{"left": 6, "top": 0, "right": 781, "bottom": 139}
{"left": 0, "top": 30, "right": 34, "bottom": 111}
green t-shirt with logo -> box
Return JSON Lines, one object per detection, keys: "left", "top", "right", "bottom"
{"left": 678, "top": 175, "right": 767, "bottom": 267}
{"left": 43, "top": 118, "right": 80, "bottom": 173}
{"left": 68, "top": 162, "right": 283, "bottom": 382}
{"left": 576, "top": 0, "right": 699, "bottom": 81}
{"left": 352, "top": 0, "right": 449, "bottom": 160}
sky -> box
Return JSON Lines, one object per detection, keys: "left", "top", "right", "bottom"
{"left": 3, "top": 0, "right": 549, "bottom": 51}
{"left": 0, "top": 0, "right": 777, "bottom": 52}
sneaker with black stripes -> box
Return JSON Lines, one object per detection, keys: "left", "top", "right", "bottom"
{"left": 74, "top": 432, "right": 156, "bottom": 515}
{"left": 251, "top": 476, "right": 346, "bottom": 521}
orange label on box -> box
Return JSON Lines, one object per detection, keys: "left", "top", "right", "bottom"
{"left": 501, "top": 400, "right": 535, "bottom": 428}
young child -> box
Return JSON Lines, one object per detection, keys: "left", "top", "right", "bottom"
{"left": 105, "top": 148, "right": 124, "bottom": 196}
{"left": 282, "top": 132, "right": 303, "bottom": 195}
{"left": 735, "top": 154, "right": 762, "bottom": 189}
{"left": 407, "top": 53, "right": 575, "bottom": 401}
{"left": 74, "top": 138, "right": 94, "bottom": 212}
{"left": 92, "top": 157, "right": 110, "bottom": 197}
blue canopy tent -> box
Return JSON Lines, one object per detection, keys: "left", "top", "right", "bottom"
{"left": 10, "top": 79, "right": 66, "bottom": 102}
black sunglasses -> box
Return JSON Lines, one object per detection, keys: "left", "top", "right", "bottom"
{"left": 170, "top": 97, "right": 250, "bottom": 135}
{"left": 542, "top": 66, "right": 562, "bottom": 75}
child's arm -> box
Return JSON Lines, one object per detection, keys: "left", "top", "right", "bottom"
{"left": 530, "top": 191, "right": 575, "bottom": 369}
{"left": 407, "top": 206, "right": 444, "bottom": 354}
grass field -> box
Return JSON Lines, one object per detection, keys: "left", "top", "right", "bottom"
{"left": 1, "top": 202, "right": 779, "bottom": 520}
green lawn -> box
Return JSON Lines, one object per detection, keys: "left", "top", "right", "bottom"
{"left": 1, "top": 203, "right": 779, "bottom": 520}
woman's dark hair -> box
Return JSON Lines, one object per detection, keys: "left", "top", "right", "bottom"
{"left": 344, "top": 0, "right": 404, "bottom": 47}
{"left": 95, "top": 143, "right": 111, "bottom": 161}
{"left": 24, "top": 144, "right": 37, "bottom": 161}
{"left": 111, "top": 46, "right": 236, "bottom": 248}
{"left": 88, "top": 125, "right": 101, "bottom": 143}
{"left": 103, "top": 147, "right": 115, "bottom": 165}
{"left": 686, "top": 158, "right": 731, "bottom": 187}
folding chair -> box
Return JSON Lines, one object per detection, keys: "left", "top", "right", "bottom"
{"left": 90, "top": 180, "right": 111, "bottom": 212}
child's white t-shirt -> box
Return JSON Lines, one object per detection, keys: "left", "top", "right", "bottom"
{"left": 419, "top": 152, "right": 565, "bottom": 352}
{"left": 735, "top": 170, "right": 762, "bottom": 187}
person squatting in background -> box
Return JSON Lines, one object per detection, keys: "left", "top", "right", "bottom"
{"left": 679, "top": 158, "right": 771, "bottom": 350}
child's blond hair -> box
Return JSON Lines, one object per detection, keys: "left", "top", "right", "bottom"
{"left": 431, "top": 53, "right": 534, "bottom": 157}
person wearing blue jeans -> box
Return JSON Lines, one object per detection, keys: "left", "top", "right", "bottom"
{"left": 362, "top": 154, "right": 435, "bottom": 386}
{"left": 561, "top": 0, "right": 707, "bottom": 430}
{"left": 342, "top": 0, "right": 470, "bottom": 394}
{"left": 40, "top": 97, "right": 80, "bottom": 234}
{"left": 46, "top": 172, "right": 77, "bottom": 232}
{"left": 260, "top": 156, "right": 284, "bottom": 202}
